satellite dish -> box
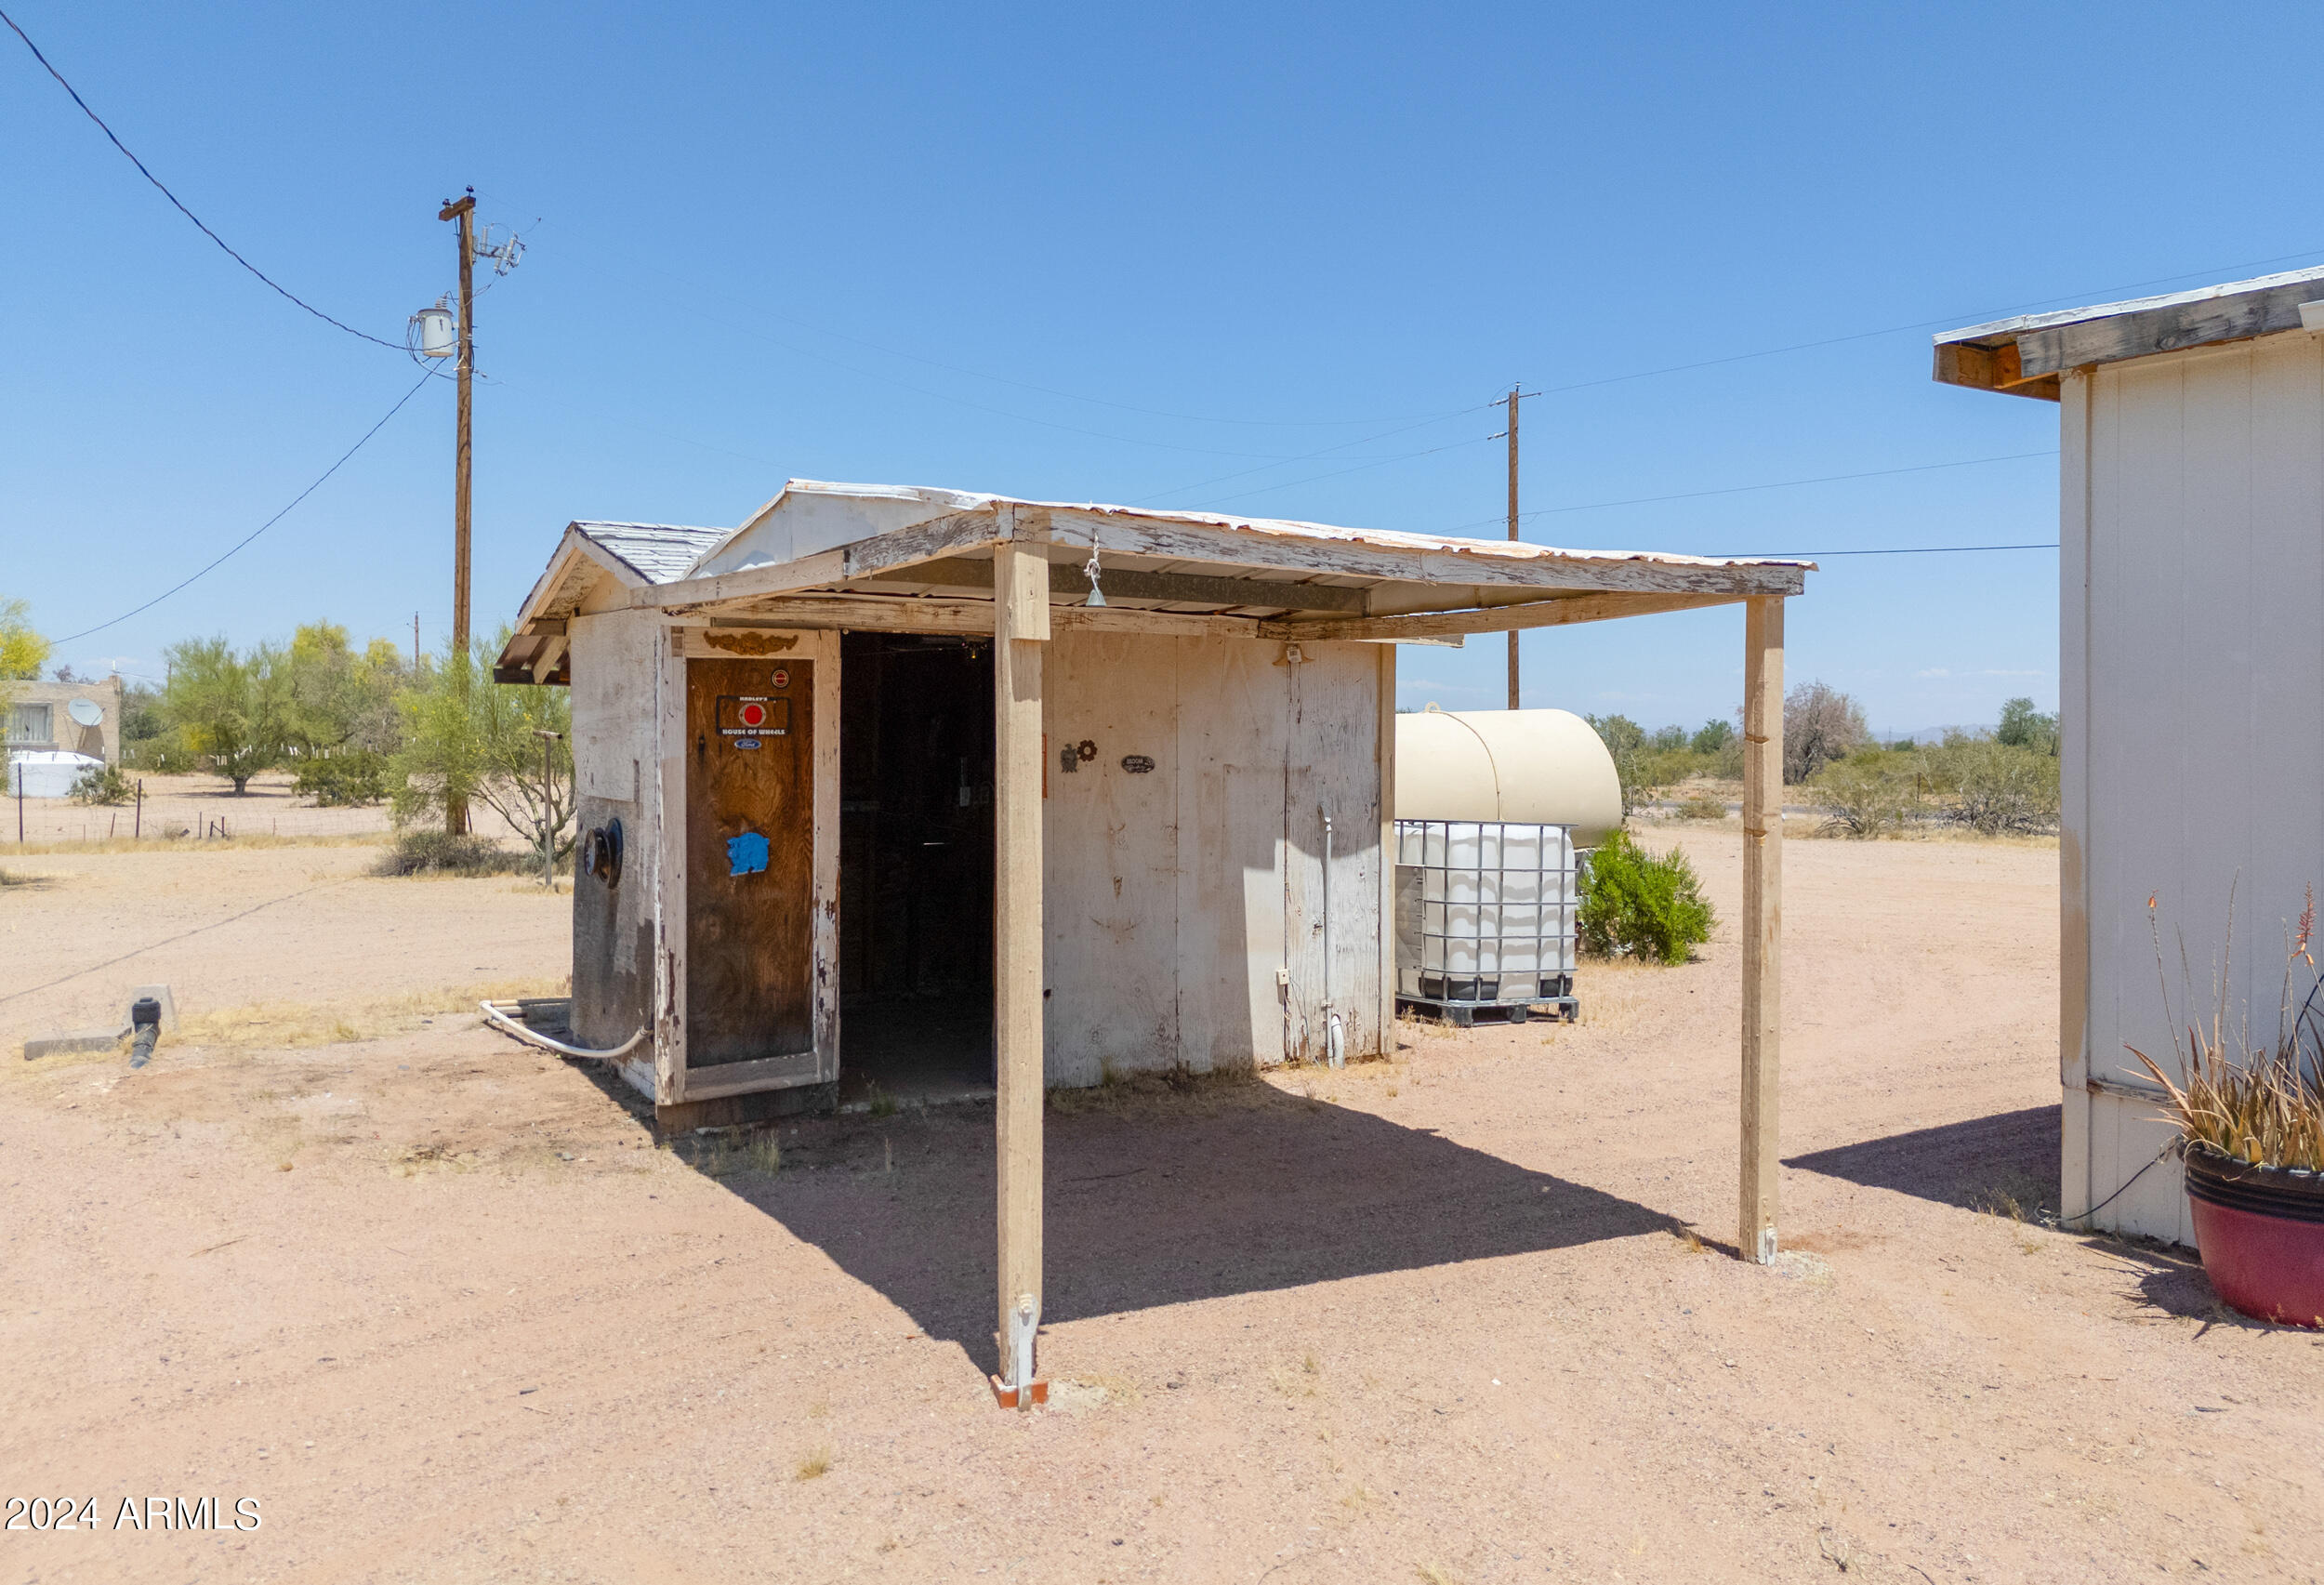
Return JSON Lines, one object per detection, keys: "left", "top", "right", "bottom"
{"left": 66, "top": 698, "right": 103, "bottom": 727}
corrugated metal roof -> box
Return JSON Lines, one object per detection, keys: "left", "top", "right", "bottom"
{"left": 574, "top": 522, "right": 728, "bottom": 585}
{"left": 1935, "top": 263, "right": 2324, "bottom": 347}
{"left": 688, "top": 480, "right": 1813, "bottom": 579}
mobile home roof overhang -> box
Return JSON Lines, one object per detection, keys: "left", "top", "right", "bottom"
{"left": 495, "top": 480, "right": 1811, "bottom": 683}
{"left": 1932, "top": 263, "right": 2324, "bottom": 402}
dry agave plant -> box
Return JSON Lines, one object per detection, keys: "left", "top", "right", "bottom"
{"left": 2130, "top": 883, "right": 2324, "bottom": 1172}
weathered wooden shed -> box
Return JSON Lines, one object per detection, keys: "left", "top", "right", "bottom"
{"left": 497, "top": 478, "right": 1808, "bottom": 1393}
{"left": 1935, "top": 264, "right": 2324, "bottom": 1243}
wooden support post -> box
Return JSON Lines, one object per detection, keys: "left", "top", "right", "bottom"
{"left": 1739, "top": 596, "right": 1784, "bottom": 1263}
{"left": 993, "top": 540, "right": 1050, "bottom": 1404}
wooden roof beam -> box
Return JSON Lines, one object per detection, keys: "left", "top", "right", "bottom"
{"left": 630, "top": 510, "right": 1006, "bottom": 612}
{"left": 1050, "top": 509, "right": 1807, "bottom": 600}
{"left": 1931, "top": 340, "right": 2061, "bottom": 402}
{"left": 858, "top": 555, "right": 1368, "bottom": 613}
{"left": 1258, "top": 590, "right": 1739, "bottom": 642}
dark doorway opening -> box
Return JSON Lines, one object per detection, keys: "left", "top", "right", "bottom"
{"left": 838, "top": 631, "right": 996, "bottom": 1106}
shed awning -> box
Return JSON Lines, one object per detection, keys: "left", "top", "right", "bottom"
{"left": 1932, "top": 263, "right": 2324, "bottom": 402}
{"left": 495, "top": 480, "right": 1812, "bottom": 682}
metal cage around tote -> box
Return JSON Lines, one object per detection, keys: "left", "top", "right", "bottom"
{"left": 1393, "top": 819, "right": 1578, "bottom": 1019}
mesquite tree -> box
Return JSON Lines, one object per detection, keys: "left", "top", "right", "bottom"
{"left": 390, "top": 631, "right": 574, "bottom": 872}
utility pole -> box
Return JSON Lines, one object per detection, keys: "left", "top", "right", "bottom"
{"left": 439, "top": 191, "right": 476, "bottom": 836}
{"left": 1503, "top": 386, "right": 1524, "bottom": 709}
{"left": 412, "top": 612, "right": 421, "bottom": 675}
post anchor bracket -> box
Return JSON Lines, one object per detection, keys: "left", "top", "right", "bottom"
{"left": 990, "top": 1291, "right": 1045, "bottom": 1411}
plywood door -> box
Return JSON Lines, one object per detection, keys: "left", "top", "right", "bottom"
{"left": 1174, "top": 637, "right": 1288, "bottom": 1071}
{"left": 685, "top": 656, "right": 815, "bottom": 1068}
{"left": 1042, "top": 629, "right": 1181, "bottom": 1085}
{"left": 1282, "top": 641, "right": 1383, "bottom": 1063}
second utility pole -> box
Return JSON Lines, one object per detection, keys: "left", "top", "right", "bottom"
{"left": 1504, "top": 385, "right": 1521, "bottom": 709}
{"left": 440, "top": 191, "right": 476, "bottom": 836}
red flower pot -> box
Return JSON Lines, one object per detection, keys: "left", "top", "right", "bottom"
{"left": 2185, "top": 1143, "right": 2324, "bottom": 1327}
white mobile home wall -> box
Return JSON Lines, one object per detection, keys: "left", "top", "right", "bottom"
{"left": 2063, "top": 335, "right": 2324, "bottom": 1242}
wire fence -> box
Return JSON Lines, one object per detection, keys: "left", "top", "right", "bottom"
{"left": 3, "top": 772, "right": 527, "bottom": 849}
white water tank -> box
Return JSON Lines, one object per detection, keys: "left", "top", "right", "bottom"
{"left": 7, "top": 751, "right": 103, "bottom": 799}
{"left": 1393, "top": 707, "right": 1621, "bottom": 849}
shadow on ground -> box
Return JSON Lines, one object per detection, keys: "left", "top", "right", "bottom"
{"left": 1784, "top": 1104, "right": 2061, "bottom": 1215}
{"left": 702, "top": 1078, "right": 1681, "bottom": 1358}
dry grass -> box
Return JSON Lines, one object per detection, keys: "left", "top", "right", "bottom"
{"left": 1077, "top": 1372, "right": 1143, "bottom": 1407}
{"left": 2133, "top": 888, "right": 2324, "bottom": 1170}
{"left": 1046, "top": 1061, "right": 1267, "bottom": 1119}
{"left": 794, "top": 1447, "right": 831, "bottom": 1481}
{"left": 175, "top": 977, "right": 570, "bottom": 1053}
{"left": 7, "top": 1037, "right": 125, "bottom": 1076}
{"left": 1, "top": 831, "right": 388, "bottom": 858}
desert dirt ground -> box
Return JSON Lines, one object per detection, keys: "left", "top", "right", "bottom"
{"left": 4, "top": 770, "right": 529, "bottom": 847}
{"left": 4, "top": 830, "right": 2322, "bottom": 1584}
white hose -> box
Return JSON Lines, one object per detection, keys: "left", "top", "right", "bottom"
{"left": 477, "top": 1000, "right": 646, "bottom": 1060}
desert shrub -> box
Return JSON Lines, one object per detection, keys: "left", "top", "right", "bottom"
{"left": 1690, "top": 718, "right": 1734, "bottom": 756}
{"left": 1647, "top": 723, "right": 1688, "bottom": 752}
{"left": 1674, "top": 790, "right": 1726, "bottom": 822}
{"left": 1995, "top": 696, "right": 2059, "bottom": 757}
{"left": 68, "top": 761, "right": 134, "bottom": 806}
{"left": 1578, "top": 828, "right": 1715, "bottom": 964}
{"left": 373, "top": 830, "right": 530, "bottom": 878}
{"left": 1921, "top": 734, "right": 2059, "bottom": 834}
{"left": 1631, "top": 747, "right": 1705, "bottom": 794}
{"left": 1784, "top": 680, "right": 1867, "bottom": 784}
{"left": 1585, "top": 713, "right": 1648, "bottom": 816}
{"left": 296, "top": 750, "right": 388, "bottom": 807}
{"left": 1815, "top": 750, "right": 1917, "bottom": 839}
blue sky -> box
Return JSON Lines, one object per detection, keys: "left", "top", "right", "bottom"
{"left": 3, "top": 1, "right": 2311, "bottom": 733}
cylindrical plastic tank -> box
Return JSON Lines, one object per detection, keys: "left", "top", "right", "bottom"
{"left": 1393, "top": 707, "right": 1621, "bottom": 849}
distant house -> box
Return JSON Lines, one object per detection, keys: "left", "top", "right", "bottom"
{"left": 1935, "top": 265, "right": 2324, "bottom": 1244}
{"left": 5, "top": 675, "right": 122, "bottom": 764}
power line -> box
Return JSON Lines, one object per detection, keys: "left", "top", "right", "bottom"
{"left": 1192, "top": 432, "right": 1501, "bottom": 509}
{"left": 654, "top": 290, "right": 1491, "bottom": 462}
{"left": 1531, "top": 244, "right": 2324, "bottom": 399}
{"left": 1733, "top": 541, "right": 2059, "bottom": 558}
{"left": 53, "top": 369, "right": 437, "bottom": 644}
{"left": 1439, "top": 449, "right": 2058, "bottom": 532}
{"left": 0, "top": 6, "right": 404, "bottom": 351}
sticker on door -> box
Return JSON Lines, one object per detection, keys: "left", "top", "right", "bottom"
{"left": 727, "top": 831, "right": 770, "bottom": 877}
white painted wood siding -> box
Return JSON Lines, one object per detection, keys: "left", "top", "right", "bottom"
{"left": 2069, "top": 335, "right": 2324, "bottom": 1241}
{"left": 1041, "top": 631, "right": 1387, "bottom": 1081}
{"left": 568, "top": 608, "right": 661, "bottom": 1096}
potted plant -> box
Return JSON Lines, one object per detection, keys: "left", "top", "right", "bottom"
{"left": 2133, "top": 889, "right": 2324, "bottom": 1327}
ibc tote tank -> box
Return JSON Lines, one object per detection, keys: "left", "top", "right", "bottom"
{"left": 1393, "top": 707, "right": 1621, "bottom": 849}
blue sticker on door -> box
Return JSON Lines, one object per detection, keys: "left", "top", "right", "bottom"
{"left": 726, "top": 831, "right": 770, "bottom": 877}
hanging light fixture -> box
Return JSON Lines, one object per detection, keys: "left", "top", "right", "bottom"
{"left": 1083, "top": 532, "right": 1106, "bottom": 607}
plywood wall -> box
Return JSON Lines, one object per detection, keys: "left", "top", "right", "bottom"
{"left": 2068, "top": 335, "right": 2324, "bottom": 1241}
{"left": 574, "top": 617, "right": 1389, "bottom": 1099}
{"left": 1044, "top": 631, "right": 1385, "bottom": 1081}
{"left": 568, "top": 607, "right": 661, "bottom": 1090}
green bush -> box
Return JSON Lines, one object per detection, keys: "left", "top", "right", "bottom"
{"left": 1919, "top": 734, "right": 2059, "bottom": 834}
{"left": 372, "top": 830, "right": 531, "bottom": 878}
{"left": 295, "top": 750, "right": 388, "bottom": 807}
{"left": 1995, "top": 696, "right": 2059, "bottom": 756}
{"left": 1674, "top": 791, "right": 1726, "bottom": 822}
{"left": 1690, "top": 718, "right": 1735, "bottom": 755}
{"left": 1578, "top": 829, "right": 1716, "bottom": 965}
{"left": 1814, "top": 749, "right": 1918, "bottom": 839}
{"left": 68, "top": 761, "right": 134, "bottom": 806}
